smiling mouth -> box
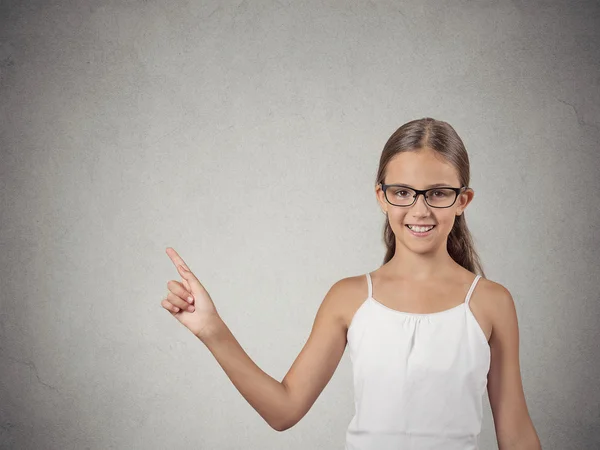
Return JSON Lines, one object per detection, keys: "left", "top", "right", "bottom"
{"left": 405, "top": 225, "right": 436, "bottom": 236}
{"left": 406, "top": 225, "right": 436, "bottom": 231}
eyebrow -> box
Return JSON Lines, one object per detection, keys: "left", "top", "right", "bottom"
{"left": 388, "top": 182, "right": 453, "bottom": 188}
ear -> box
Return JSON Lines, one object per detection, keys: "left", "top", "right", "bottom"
{"left": 456, "top": 188, "right": 475, "bottom": 214}
{"left": 375, "top": 183, "right": 388, "bottom": 213}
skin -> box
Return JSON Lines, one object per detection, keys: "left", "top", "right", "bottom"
{"left": 161, "top": 147, "right": 541, "bottom": 448}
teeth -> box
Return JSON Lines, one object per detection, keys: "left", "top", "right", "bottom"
{"left": 407, "top": 225, "right": 434, "bottom": 232}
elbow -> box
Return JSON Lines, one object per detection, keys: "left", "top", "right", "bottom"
{"left": 270, "top": 411, "right": 300, "bottom": 432}
{"left": 270, "top": 420, "right": 286, "bottom": 432}
{"left": 523, "top": 433, "right": 542, "bottom": 450}
{"left": 270, "top": 422, "right": 288, "bottom": 432}
{"left": 271, "top": 424, "right": 288, "bottom": 432}
{"left": 270, "top": 417, "right": 296, "bottom": 432}
{"left": 499, "top": 426, "right": 542, "bottom": 449}
{"left": 269, "top": 387, "right": 304, "bottom": 431}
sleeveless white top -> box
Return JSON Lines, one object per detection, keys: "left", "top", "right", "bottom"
{"left": 345, "top": 273, "right": 490, "bottom": 450}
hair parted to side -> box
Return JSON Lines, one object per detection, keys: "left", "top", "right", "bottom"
{"left": 376, "top": 117, "right": 486, "bottom": 278}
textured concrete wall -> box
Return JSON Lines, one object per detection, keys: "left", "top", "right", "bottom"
{"left": 1, "top": 1, "right": 599, "bottom": 449}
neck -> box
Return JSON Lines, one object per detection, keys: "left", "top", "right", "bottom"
{"left": 384, "top": 243, "right": 457, "bottom": 281}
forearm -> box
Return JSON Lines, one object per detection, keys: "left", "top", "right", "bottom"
{"left": 199, "top": 319, "right": 292, "bottom": 431}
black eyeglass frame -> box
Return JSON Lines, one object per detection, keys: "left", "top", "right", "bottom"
{"left": 379, "top": 183, "right": 468, "bottom": 208}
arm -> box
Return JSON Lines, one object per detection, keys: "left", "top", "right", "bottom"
{"left": 200, "top": 279, "right": 349, "bottom": 431}
{"left": 487, "top": 285, "right": 542, "bottom": 449}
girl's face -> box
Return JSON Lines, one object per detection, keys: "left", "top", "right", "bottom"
{"left": 375, "top": 148, "right": 474, "bottom": 252}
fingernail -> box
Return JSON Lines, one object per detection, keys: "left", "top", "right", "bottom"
{"left": 174, "top": 307, "right": 179, "bottom": 312}
{"left": 187, "top": 305, "right": 194, "bottom": 312}
{"left": 187, "top": 296, "right": 193, "bottom": 303}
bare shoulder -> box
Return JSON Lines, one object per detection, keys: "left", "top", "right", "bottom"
{"left": 484, "top": 279, "right": 519, "bottom": 328}
{"left": 321, "top": 275, "right": 369, "bottom": 333}
{"left": 475, "top": 277, "right": 516, "bottom": 311}
{"left": 331, "top": 275, "right": 371, "bottom": 332}
{"left": 473, "top": 276, "right": 510, "bottom": 300}
{"left": 470, "top": 276, "right": 517, "bottom": 340}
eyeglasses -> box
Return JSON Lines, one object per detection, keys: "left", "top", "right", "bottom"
{"left": 380, "top": 183, "right": 467, "bottom": 208}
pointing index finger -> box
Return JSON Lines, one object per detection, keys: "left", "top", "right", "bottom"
{"left": 166, "top": 247, "right": 190, "bottom": 271}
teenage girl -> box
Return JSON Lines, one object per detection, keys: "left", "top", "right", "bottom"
{"left": 161, "top": 118, "right": 542, "bottom": 449}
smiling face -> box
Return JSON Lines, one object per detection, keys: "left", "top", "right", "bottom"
{"left": 376, "top": 148, "right": 474, "bottom": 254}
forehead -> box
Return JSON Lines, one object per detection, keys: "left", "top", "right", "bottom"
{"left": 385, "top": 149, "right": 459, "bottom": 187}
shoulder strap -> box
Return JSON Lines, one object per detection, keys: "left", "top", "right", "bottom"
{"left": 465, "top": 275, "right": 482, "bottom": 305}
{"left": 366, "top": 273, "right": 373, "bottom": 298}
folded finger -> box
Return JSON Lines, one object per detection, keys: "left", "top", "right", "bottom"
{"left": 167, "top": 280, "right": 194, "bottom": 303}
{"left": 167, "top": 292, "right": 195, "bottom": 312}
{"left": 161, "top": 298, "right": 180, "bottom": 313}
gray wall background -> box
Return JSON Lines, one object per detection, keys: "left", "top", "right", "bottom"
{"left": 1, "top": 1, "right": 599, "bottom": 449}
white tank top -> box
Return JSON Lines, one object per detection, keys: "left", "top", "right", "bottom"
{"left": 345, "top": 273, "right": 490, "bottom": 450}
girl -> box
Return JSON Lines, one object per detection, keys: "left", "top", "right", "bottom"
{"left": 161, "top": 117, "right": 542, "bottom": 449}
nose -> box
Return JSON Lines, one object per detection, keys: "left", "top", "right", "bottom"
{"left": 411, "top": 192, "right": 430, "bottom": 210}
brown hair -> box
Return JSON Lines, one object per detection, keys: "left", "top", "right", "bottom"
{"left": 376, "top": 117, "right": 486, "bottom": 278}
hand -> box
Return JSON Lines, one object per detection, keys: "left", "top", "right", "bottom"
{"left": 161, "top": 247, "right": 222, "bottom": 338}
